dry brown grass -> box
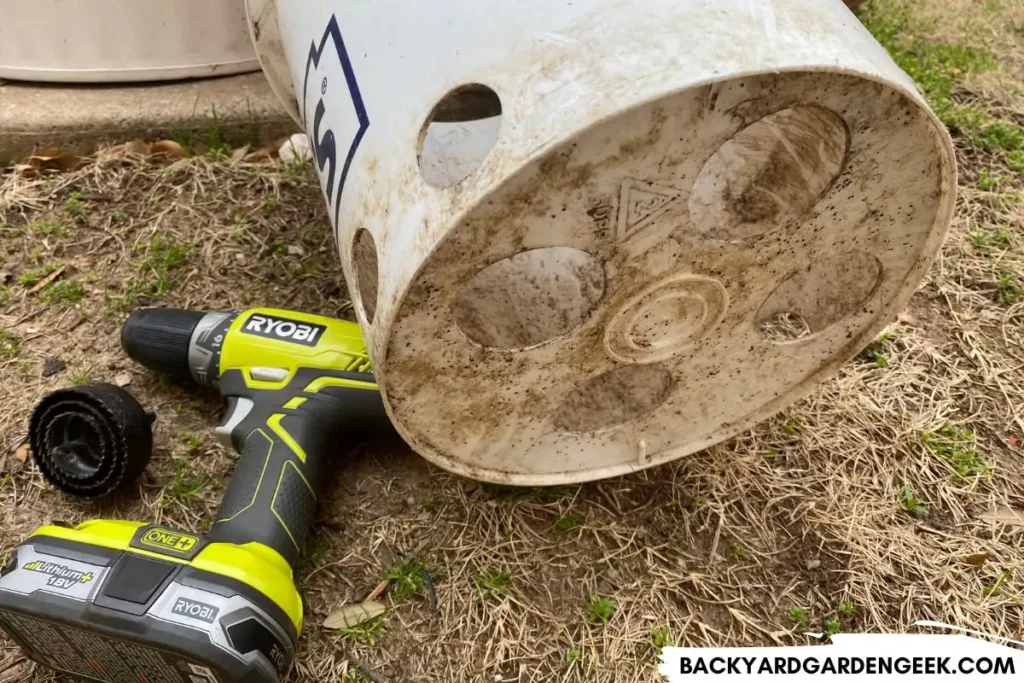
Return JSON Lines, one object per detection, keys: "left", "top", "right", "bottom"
{"left": 3, "top": 3, "right": 1024, "bottom": 682}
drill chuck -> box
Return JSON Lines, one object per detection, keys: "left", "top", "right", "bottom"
{"left": 120, "top": 308, "right": 205, "bottom": 380}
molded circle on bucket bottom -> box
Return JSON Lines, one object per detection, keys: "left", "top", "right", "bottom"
{"left": 604, "top": 275, "right": 728, "bottom": 364}
{"left": 554, "top": 365, "right": 674, "bottom": 433}
{"left": 690, "top": 106, "right": 849, "bottom": 242}
{"left": 380, "top": 70, "right": 956, "bottom": 486}
{"left": 454, "top": 247, "right": 605, "bottom": 350}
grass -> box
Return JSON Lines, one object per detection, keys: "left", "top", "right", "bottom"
{"left": 118, "top": 236, "right": 193, "bottom": 309}
{"left": 177, "top": 430, "right": 203, "bottom": 452}
{"left": 859, "top": 0, "right": 1024, "bottom": 165}
{"left": 40, "top": 279, "right": 84, "bottom": 305}
{"left": 385, "top": 557, "right": 427, "bottom": 601}
{"left": 0, "top": 331, "right": 18, "bottom": 359}
{"left": 160, "top": 458, "right": 211, "bottom": 507}
{"left": 0, "top": 286, "right": 10, "bottom": 308}
{"left": 336, "top": 616, "right": 386, "bottom": 645}
{"left": 17, "top": 263, "right": 62, "bottom": 288}
{"left": 822, "top": 619, "right": 842, "bottom": 639}
{"left": 554, "top": 513, "right": 581, "bottom": 532}
{"left": 983, "top": 569, "right": 1012, "bottom": 598}
{"left": 977, "top": 168, "right": 1006, "bottom": 191}
{"left": 839, "top": 602, "right": 856, "bottom": 618}
{"left": 64, "top": 191, "right": 84, "bottom": 216}
{"left": 586, "top": 596, "right": 615, "bottom": 624}
{"left": 70, "top": 368, "right": 93, "bottom": 386}
{"left": 970, "top": 228, "right": 1012, "bottom": 253}
{"left": 472, "top": 567, "right": 512, "bottom": 601}
{"left": 27, "top": 220, "right": 71, "bottom": 238}
{"left": 789, "top": 605, "right": 810, "bottom": 626}
{"left": 860, "top": 332, "right": 894, "bottom": 368}
{"left": 651, "top": 626, "right": 672, "bottom": 650}
{"left": 921, "top": 425, "right": 988, "bottom": 479}
{"left": 565, "top": 649, "right": 582, "bottom": 664}
{"left": 997, "top": 273, "right": 1022, "bottom": 306}
{"left": 900, "top": 484, "right": 929, "bottom": 516}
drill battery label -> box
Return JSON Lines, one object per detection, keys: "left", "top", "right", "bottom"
{"left": 240, "top": 313, "right": 326, "bottom": 347}
{"left": 141, "top": 528, "right": 198, "bottom": 553}
{"left": 171, "top": 598, "right": 219, "bottom": 624}
{"left": 22, "top": 561, "right": 95, "bottom": 590}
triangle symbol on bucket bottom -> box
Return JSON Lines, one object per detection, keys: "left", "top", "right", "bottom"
{"left": 616, "top": 179, "right": 686, "bottom": 242}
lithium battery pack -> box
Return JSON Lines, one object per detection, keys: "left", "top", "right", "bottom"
{"left": 0, "top": 521, "right": 300, "bottom": 683}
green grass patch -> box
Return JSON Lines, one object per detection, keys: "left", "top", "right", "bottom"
{"left": 18, "top": 263, "right": 63, "bottom": 288}
{"left": 70, "top": 368, "right": 93, "bottom": 386}
{"left": 651, "top": 626, "right": 673, "bottom": 650}
{"left": 0, "top": 331, "right": 18, "bottom": 358}
{"left": 472, "top": 567, "right": 512, "bottom": 601}
{"left": 997, "top": 273, "right": 1022, "bottom": 306}
{"left": 860, "top": 331, "right": 894, "bottom": 368}
{"left": 177, "top": 430, "right": 203, "bottom": 452}
{"left": 336, "top": 615, "right": 385, "bottom": 644}
{"left": 64, "top": 191, "right": 85, "bottom": 216}
{"left": 554, "top": 513, "right": 581, "bottom": 532}
{"left": 40, "top": 279, "right": 84, "bottom": 305}
{"left": 385, "top": 557, "right": 427, "bottom": 601}
{"left": 27, "top": 220, "right": 72, "bottom": 238}
{"left": 900, "top": 484, "right": 928, "bottom": 516}
{"left": 586, "top": 596, "right": 615, "bottom": 624}
{"left": 860, "top": 2, "right": 1024, "bottom": 161}
{"left": 0, "top": 286, "right": 10, "bottom": 308}
{"left": 922, "top": 424, "right": 988, "bottom": 478}
{"left": 789, "top": 605, "right": 810, "bottom": 626}
{"left": 161, "top": 458, "right": 211, "bottom": 506}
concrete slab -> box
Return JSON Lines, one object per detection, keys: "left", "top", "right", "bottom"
{"left": 0, "top": 72, "right": 298, "bottom": 164}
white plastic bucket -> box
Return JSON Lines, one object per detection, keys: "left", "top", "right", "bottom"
{"left": 0, "top": 0, "right": 259, "bottom": 83}
{"left": 249, "top": 0, "right": 956, "bottom": 485}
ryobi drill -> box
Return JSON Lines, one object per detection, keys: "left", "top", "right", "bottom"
{"left": 0, "top": 308, "right": 390, "bottom": 683}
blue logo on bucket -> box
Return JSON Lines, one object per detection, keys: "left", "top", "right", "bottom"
{"left": 301, "top": 15, "right": 369, "bottom": 228}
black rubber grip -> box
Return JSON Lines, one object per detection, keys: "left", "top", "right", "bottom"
{"left": 120, "top": 308, "right": 205, "bottom": 379}
{"left": 208, "top": 370, "right": 390, "bottom": 566}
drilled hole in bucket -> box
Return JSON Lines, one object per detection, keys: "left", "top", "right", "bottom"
{"left": 758, "top": 311, "right": 812, "bottom": 342}
{"left": 554, "top": 365, "right": 674, "bottom": 433}
{"left": 756, "top": 252, "right": 882, "bottom": 343}
{"left": 690, "top": 106, "right": 848, "bottom": 241}
{"left": 352, "top": 228, "right": 379, "bottom": 323}
{"left": 454, "top": 247, "right": 605, "bottom": 350}
{"left": 418, "top": 84, "right": 502, "bottom": 189}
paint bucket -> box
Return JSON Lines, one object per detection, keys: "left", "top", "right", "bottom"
{"left": 0, "top": 0, "right": 258, "bottom": 83}
{"left": 247, "top": 0, "right": 956, "bottom": 484}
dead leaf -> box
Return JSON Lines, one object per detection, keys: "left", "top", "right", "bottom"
{"left": 229, "top": 146, "right": 250, "bottom": 163}
{"left": 13, "top": 163, "right": 39, "bottom": 178}
{"left": 323, "top": 600, "right": 385, "bottom": 630}
{"left": 19, "top": 148, "right": 85, "bottom": 173}
{"left": 965, "top": 552, "right": 990, "bottom": 567}
{"left": 979, "top": 507, "right": 1024, "bottom": 528}
{"left": 1009, "top": 437, "right": 1018, "bottom": 448}
{"left": 114, "top": 372, "right": 132, "bottom": 387}
{"left": 123, "top": 140, "right": 151, "bottom": 156}
{"left": 14, "top": 442, "right": 29, "bottom": 463}
{"left": 243, "top": 147, "right": 275, "bottom": 162}
{"left": 897, "top": 312, "right": 918, "bottom": 326}
{"left": 28, "top": 264, "right": 66, "bottom": 294}
{"left": 150, "top": 140, "right": 186, "bottom": 160}
{"left": 286, "top": 245, "right": 306, "bottom": 257}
